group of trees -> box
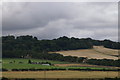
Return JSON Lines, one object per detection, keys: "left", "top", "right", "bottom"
{"left": 90, "top": 38, "right": 120, "bottom": 49}
{"left": 2, "top": 35, "right": 120, "bottom": 67}
{"left": 86, "top": 59, "right": 120, "bottom": 67}
{"left": 2, "top": 35, "right": 93, "bottom": 58}
{"left": 32, "top": 52, "right": 86, "bottom": 63}
{"left": 2, "top": 35, "right": 93, "bottom": 52}
{"left": 2, "top": 35, "right": 120, "bottom": 58}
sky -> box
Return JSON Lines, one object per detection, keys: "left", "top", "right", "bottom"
{"left": 2, "top": 2, "right": 118, "bottom": 41}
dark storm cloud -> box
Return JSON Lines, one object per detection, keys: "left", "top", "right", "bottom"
{"left": 2, "top": 2, "right": 118, "bottom": 41}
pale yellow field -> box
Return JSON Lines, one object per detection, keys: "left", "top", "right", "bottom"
{"left": 51, "top": 46, "right": 119, "bottom": 60}
{"left": 2, "top": 71, "right": 119, "bottom": 78}
{"left": 54, "top": 64, "right": 119, "bottom": 69}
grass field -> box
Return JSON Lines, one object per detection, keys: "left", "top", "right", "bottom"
{"left": 52, "top": 46, "right": 119, "bottom": 60}
{"left": 2, "top": 58, "right": 69, "bottom": 70}
{"left": 2, "top": 58, "right": 115, "bottom": 70}
{"left": 2, "top": 71, "right": 119, "bottom": 78}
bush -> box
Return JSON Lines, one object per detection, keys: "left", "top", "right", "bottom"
{"left": 2, "top": 68, "right": 8, "bottom": 71}
{"left": 1, "top": 77, "right": 9, "bottom": 80}
{"left": 28, "top": 60, "right": 32, "bottom": 64}
{"left": 12, "top": 69, "right": 20, "bottom": 71}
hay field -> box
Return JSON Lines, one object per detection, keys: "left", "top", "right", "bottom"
{"left": 52, "top": 46, "right": 119, "bottom": 60}
{"left": 54, "top": 64, "right": 118, "bottom": 69}
{"left": 2, "top": 71, "right": 119, "bottom": 78}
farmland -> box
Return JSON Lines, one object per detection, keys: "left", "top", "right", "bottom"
{"left": 52, "top": 46, "right": 119, "bottom": 60}
{"left": 2, "top": 58, "right": 69, "bottom": 70}
{"left": 1, "top": 49, "right": 120, "bottom": 79}
{"left": 2, "top": 71, "right": 119, "bottom": 78}
{"left": 2, "top": 58, "right": 118, "bottom": 71}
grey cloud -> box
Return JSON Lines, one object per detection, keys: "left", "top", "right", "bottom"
{"left": 3, "top": 2, "right": 74, "bottom": 30}
{"left": 2, "top": 2, "right": 118, "bottom": 41}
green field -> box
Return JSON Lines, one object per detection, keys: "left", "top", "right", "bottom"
{"left": 2, "top": 58, "right": 69, "bottom": 70}
{"left": 2, "top": 58, "right": 115, "bottom": 70}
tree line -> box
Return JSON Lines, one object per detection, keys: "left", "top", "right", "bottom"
{"left": 2, "top": 35, "right": 120, "bottom": 52}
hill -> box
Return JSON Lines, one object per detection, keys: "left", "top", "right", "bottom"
{"left": 52, "top": 46, "right": 119, "bottom": 60}
{"left": 2, "top": 35, "right": 120, "bottom": 67}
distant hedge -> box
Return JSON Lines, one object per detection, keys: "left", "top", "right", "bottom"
{"left": 1, "top": 77, "right": 120, "bottom": 80}
{"left": 1, "top": 68, "right": 8, "bottom": 71}
{"left": 10, "top": 68, "right": 119, "bottom": 71}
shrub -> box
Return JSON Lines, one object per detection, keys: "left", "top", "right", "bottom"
{"left": 1, "top": 77, "right": 9, "bottom": 80}
{"left": 2, "top": 68, "right": 8, "bottom": 71}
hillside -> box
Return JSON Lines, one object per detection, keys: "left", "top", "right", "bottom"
{"left": 52, "top": 46, "right": 119, "bottom": 60}
{"left": 2, "top": 35, "right": 120, "bottom": 65}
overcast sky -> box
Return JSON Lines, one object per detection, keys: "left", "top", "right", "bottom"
{"left": 2, "top": 2, "right": 118, "bottom": 41}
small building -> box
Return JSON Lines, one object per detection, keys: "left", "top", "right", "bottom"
{"left": 41, "top": 64, "right": 50, "bottom": 66}
{"left": 30, "top": 61, "right": 51, "bottom": 66}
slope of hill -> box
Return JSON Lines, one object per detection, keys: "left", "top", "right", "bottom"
{"left": 52, "top": 46, "right": 119, "bottom": 60}
{"left": 2, "top": 35, "right": 120, "bottom": 58}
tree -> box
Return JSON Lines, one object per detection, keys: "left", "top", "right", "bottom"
{"left": 28, "top": 60, "right": 32, "bottom": 64}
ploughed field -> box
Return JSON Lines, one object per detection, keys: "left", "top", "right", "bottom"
{"left": 51, "top": 46, "right": 119, "bottom": 60}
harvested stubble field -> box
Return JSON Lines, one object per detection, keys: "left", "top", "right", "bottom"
{"left": 54, "top": 64, "right": 118, "bottom": 69}
{"left": 52, "top": 46, "right": 119, "bottom": 60}
{"left": 2, "top": 71, "right": 119, "bottom": 78}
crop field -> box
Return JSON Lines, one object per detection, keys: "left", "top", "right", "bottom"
{"left": 2, "top": 71, "right": 119, "bottom": 78}
{"left": 52, "top": 46, "right": 119, "bottom": 60}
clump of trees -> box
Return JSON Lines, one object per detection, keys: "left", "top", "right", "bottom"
{"left": 2, "top": 35, "right": 93, "bottom": 58}
{"left": 86, "top": 59, "right": 120, "bottom": 67}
